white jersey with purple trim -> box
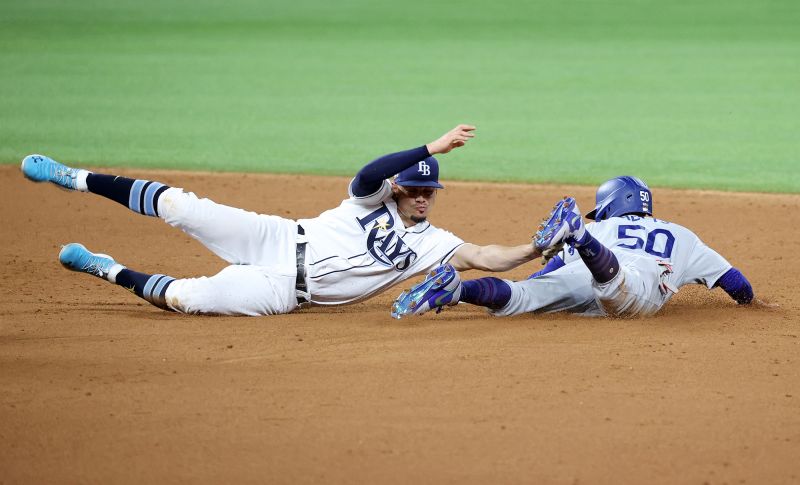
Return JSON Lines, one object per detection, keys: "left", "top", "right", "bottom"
{"left": 298, "top": 180, "right": 465, "bottom": 305}
{"left": 497, "top": 215, "right": 732, "bottom": 317}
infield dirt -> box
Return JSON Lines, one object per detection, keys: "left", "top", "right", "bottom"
{"left": 1, "top": 165, "right": 798, "bottom": 484}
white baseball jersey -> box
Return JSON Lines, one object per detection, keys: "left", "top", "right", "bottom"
{"left": 497, "top": 215, "right": 732, "bottom": 317}
{"left": 299, "top": 179, "right": 465, "bottom": 305}
{"left": 158, "top": 182, "right": 464, "bottom": 315}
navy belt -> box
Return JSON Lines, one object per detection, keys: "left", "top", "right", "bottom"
{"left": 296, "top": 224, "right": 309, "bottom": 306}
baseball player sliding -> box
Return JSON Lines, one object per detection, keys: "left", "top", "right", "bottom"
{"left": 392, "top": 176, "right": 764, "bottom": 318}
{"left": 22, "top": 125, "right": 547, "bottom": 316}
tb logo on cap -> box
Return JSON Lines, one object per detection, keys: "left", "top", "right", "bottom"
{"left": 418, "top": 161, "right": 431, "bottom": 176}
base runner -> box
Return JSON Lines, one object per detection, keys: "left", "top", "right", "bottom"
{"left": 392, "top": 176, "right": 760, "bottom": 318}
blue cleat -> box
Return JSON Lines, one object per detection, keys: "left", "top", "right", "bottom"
{"left": 533, "top": 196, "right": 586, "bottom": 252}
{"left": 59, "top": 243, "right": 119, "bottom": 281}
{"left": 391, "top": 264, "right": 462, "bottom": 319}
{"left": 21, "top": 154, "right": 81, "bottom": 190}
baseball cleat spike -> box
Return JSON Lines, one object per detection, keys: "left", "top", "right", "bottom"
{"left": 533, "top": 196, "right": 586, "bottom": 252}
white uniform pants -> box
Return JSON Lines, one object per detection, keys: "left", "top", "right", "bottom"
{"left": 156, "top": 188, "right": 299, "bottom": 316}
{"left": 592, "top": 254, "right": 668, "bottom": 317}
{"left": 495, "top": 253, "right": 668, "bottom": 318}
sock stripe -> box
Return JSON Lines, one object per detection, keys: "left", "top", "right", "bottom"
{"left": 142, "top": 274, "right": 165, "bottom": 298}
{"left": 143, "top": 182, "right": 165, "bottom": 216}
{"left": 152, "top": 186, "right": 169, "bottom": 217}
{"left": 150, "top": 276, "right": 175, "bottom": 308}
{"left": 129, "top": 180, "right": 147, "bottom": 213}
{"left": 151, "top": 275, "right": 174, "bottom": 300}
{"left": 141, "top": 274, "right": 176, "bottom": 308}
{"left": 87, "top": 174, "right": 170, "bottom": 218}
{"left": 138, "top": 181, "right": 153, "bottom": 214}
{"left": 117, "top": 269, "right": 176, "bottom": 311}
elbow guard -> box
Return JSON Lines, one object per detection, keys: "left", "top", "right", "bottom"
{"left": 715, "top": 267, "right": 753, "bottom": 305}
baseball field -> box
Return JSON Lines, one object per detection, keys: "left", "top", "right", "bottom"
{"left": 2, "top": 0, "right": 799, "bottom": 483}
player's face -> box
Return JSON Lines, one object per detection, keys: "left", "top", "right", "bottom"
{"left": 394, "top": 185, "right": 438, "bottom": 224}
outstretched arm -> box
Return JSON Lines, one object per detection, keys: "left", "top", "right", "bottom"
{"left": 448, "top": 243, "right": 541, "bottom": 272}
{"left": 350, "top": 145, "right": 430, "bottom": 197}
{"left": 714, "top": 267, "right": 754, "bottom": 304}
{"left": 350, "top": 124, "right": 476, "bottom": 196}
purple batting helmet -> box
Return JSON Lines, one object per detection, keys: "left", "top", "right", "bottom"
{"left": 586, "top": 176, "right": 653, "bottom": 221}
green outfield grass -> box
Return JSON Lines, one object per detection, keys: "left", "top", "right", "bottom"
{"left": 2, "top": 0, "right": 798, "bottom": 192}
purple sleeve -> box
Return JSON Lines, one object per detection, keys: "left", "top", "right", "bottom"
{"left": 350, "top": 145, "right": 431, "bottom": 197}
{"left": 713, "top": 267, "right": 753, "bottom": 305}
{"left": 528, "top": 255, "right": 565, "bottom": 279}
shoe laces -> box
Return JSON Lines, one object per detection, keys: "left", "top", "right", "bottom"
{"left": 81, "top": 255, "right": 111, "bottom": 276}
{"left": 49, "top": 164, "right": 78, "bottom": 188}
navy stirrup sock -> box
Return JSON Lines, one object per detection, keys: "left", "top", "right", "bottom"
{"left": 86, "top": 174, "right": 170, "bottom": 217}
{"left": 461, "top": 277, "right": 512, "bottom": 310}
{"left": 115, "top": 269, "right": 176, "bottom": 309}
{"left": 573, "top": 234, "right": 619, "bottom": 284}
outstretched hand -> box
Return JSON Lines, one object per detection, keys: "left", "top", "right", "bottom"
{"left": 538, "top": 243, "right": 563, "bottom": 264}
{"left": 751, "top": 298, "right": 779, "bottom": 309}
{"left": 426, "top": 124, "right": 476, "bottom": 155}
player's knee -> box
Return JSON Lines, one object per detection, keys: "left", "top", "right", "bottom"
{"left": 164, "top": 268, "right": 293, "bottom": 316}
{"left": 163, "top": 277, "right": 200, "bottom": 313}
{"left": 157, "top": 188, "right": 194, "bottom": 221}
{"left": 594, "top": 272, "right": 632, "bottom": 316}
{"left": 594, "top": 273, "right": 662, "bottom": 317}
{"left": 163, "top": 276, "right": 235, "bottom": 314}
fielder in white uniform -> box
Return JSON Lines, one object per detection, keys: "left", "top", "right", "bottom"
{"left": 392, "top": 176, "right": 756, "bottom": 319}
{"left": 21, "top": 125, "right": 546, "bottom": 316}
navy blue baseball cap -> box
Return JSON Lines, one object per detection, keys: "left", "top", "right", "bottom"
{"left": 394, "top": 156, "right": 444, "bottom": 189}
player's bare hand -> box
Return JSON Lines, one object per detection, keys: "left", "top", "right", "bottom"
{"left": 751, "top": 298, "right": 779, "bottom": 310}
{"left": 538, "top": 243, "right": 563, "bottom": 264}
{"left": 426, "top": 124, "right": 476, "bottom": 155}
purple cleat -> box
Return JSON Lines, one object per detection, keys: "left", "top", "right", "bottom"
{"left": 391, "top": 264, "right": 462, "bottom": 319}
{"left": 533, "top": 196, "right": 586, "bottom": 252}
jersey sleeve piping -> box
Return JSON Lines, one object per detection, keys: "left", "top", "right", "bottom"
{"left": 308, "top": 261, "right": 377, "bottom": 279}
{"left": 440, "top": 243, "right": 466, "bottom": 265}
{"left": 406, "top": 222, "right": 432, "bottom": 234}
{"left": 347, "top": 178, "right": 392, "bottom": 206}
{"left": 307, "top": 251, "right": 371, "bottom": 267}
